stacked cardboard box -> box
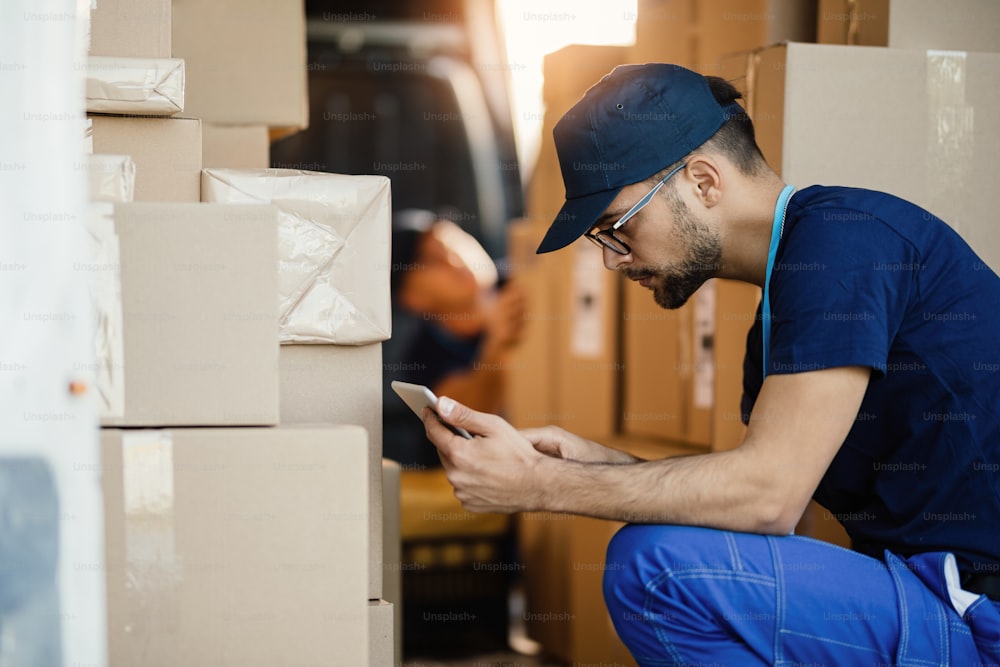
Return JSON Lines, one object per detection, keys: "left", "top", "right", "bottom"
{"left": 817, "top": 0, "right": 1000, "bottom": 50}
{"left": 85, "top": 0, "right": 391, "bottom": 663}
{"left": 200, "top": 167, "right": 393, "bottom": 610}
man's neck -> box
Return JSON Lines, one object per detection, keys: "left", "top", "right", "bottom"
{"left": 717, "top": 175, "right": 788, "bottom": 288}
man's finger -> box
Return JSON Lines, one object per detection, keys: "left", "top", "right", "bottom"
{"left": 434, "top": 396, "right": 490, "bottom": 435}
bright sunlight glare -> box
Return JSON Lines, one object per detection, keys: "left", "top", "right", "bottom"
{"left": 495, "top": 0, "right": 637, "bottom": 180}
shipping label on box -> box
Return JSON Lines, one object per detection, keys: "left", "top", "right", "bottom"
{"left": 202, "top": 168, "right": 391, "bottom": 345}
{"left": 102, "top": 203, "right": 280, "bottom": 427}
{"left": 86, "top": 56, "right": 184, "bottom": 116}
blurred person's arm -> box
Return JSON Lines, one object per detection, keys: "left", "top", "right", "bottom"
{"left": 432, "top": 281, "right": 527, "bottom": 414}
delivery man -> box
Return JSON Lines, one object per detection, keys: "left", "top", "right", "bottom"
{"left": 419, "top": 63, "right": 1000, "bottom": 665}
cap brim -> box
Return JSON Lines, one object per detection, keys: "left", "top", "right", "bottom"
{"left": 536, "top": 187, "right": 621, "bottom": 254}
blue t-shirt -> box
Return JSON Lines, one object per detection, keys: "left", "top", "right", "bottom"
{"left": 741, "top": 186, "right": 1000, "bottom": 576}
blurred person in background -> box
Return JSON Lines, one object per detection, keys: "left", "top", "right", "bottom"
{"left": 383, "top": 209, "right": 526, "bottom": 469}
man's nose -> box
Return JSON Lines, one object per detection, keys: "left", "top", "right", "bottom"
{"left": 603, "top": 245, "right": 632, "bottom": 271}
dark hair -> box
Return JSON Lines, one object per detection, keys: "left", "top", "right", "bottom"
{"left": 650, "top": 75, "right": 767, "bottom": 183}
{"left": 702, "top": 76, "right": 767, "bottom": 176}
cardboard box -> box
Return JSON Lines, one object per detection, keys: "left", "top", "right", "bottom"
{"left": 553, "top": 241, "right": 622, "bottom": 440}
{"left": 101, "top": 203, "right": 280, "bottom": 427}
{"left": 380, "top": 459, "right": 402, "bottom": 665}
{"left": 736, "top": 42, "right": 1000, "bottom": 272}
{"left": 817, "top": 0, "right": 1000, "bottom": 51}
{"left": 278, "top": 342, "right": 383, "bottom": 598}
{"left": 87, "top": 154, "right": 136, "bottom": 203}
{"left": 171, "top": 0, "right": 308, "bottom": 131}
{"left": 630, "top": 0, "right": 815, "bottom": 74}
{"left": 99, "top": 425, "right": 369, "bottom": 667}
{"left": 621, "top": 281, "right": 687, "bottom": 443}
{"left": 504, "top": 219, "right": 557, "bottom": 429}
{"left": 86, "top": 204, "right": 126, "bottom": 420}
{"left": 90, "top": 116, "right": 202, "bottom": 202}
{"left": 201, "top": 168, "right": 391, "bottom": 344}
{"left": 202, "top": 125, "right": 270, "bottom": 169}
{"left": 519, "top": 513, "right": 636, "bottom": 666}
{"left": 368, "top": 600, "right": 394, "bottom": 667}
{"left": 90, "top": 0, "right": 170, "bottom": 58}
{"left": 86, "top": 56, "right": 184, "bottom": 116}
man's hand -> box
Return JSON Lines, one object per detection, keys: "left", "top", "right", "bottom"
{"left": 520, "top": 426, "right": 639, "bottom": 464}
{"left": 421, "top": 396, "right": 547, "bottom": 513}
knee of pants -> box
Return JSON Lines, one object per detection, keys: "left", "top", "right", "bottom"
{"left": 603, "top": 523, "right": 707, "bottom": 618}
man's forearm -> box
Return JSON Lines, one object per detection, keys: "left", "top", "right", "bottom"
{"left": 532, "top": 448, "right": 795, "bottom": 534}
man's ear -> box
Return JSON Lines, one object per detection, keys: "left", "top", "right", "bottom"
{"left": 685, "top": 154, "right": 723, "bottom": 208}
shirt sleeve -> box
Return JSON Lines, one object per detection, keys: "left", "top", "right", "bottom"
{"left": 767, "top": 208, "right": 920, "bottom": 379}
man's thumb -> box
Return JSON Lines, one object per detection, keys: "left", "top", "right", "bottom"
{"left": 436, "top": 396, "right": 460, "bottom": 420}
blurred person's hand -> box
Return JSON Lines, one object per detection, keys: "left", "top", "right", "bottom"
{"left": 480, "top": 280, "right": 527, "bottom": 361}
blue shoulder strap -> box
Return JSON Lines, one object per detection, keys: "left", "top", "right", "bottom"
{"left": 762, "top": 185, "right": 796, "bottom": 380}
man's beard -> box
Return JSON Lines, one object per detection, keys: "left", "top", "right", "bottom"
{"left": 623, "top": 194, "right": 722, "bottom": 310}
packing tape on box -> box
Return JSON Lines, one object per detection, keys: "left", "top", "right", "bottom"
{"left": 85, "top": 203, "right": 125, "bottom": 419}
{"left": 86, "top": 56, "right": 184, "bottom": 116}
{"left": 122, "top": 431, "right": 181, "bottom": 597}
{"left": 82, "top": 118, "right": 93, "bottom": 154}
{"left": 926, "top": 51, "right": 973, "bottom": 229}
{"left": 87, "top": 154, "right": 135, "bottom": 203}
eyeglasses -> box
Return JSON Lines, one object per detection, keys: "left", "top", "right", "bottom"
{"left": 584, "top": 162, "right": 687, "bottom": 255}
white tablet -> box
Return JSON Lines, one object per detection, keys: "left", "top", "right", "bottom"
{"left": 390, "top": 381, "right": 473, "bottom": 439}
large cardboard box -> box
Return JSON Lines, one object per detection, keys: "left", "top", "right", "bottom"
{"left": 201, "top": 168, "right": 392, "bottom": 345}
{"left": 101, "top": 203, "right": 280, "bottom": 427}
{"left": 279, "top": 343, "right": 383, "bottom": 599}
{"left": 90, "top": 116, "right": 202, "bottom": 202}
{"left": 99, "top": 425, "right": 369, "bottom": 666}
{"left": 817, "top": 0, "right": 1000, "bottom": 51}
{"left": 171, "top": 0, "right": 308, "bottom": 132}
{"left": 90, "top": 0, "right": 171, "bottom": 58}
{"left": 734, "top": 42, "right": 1000, "bottom": 272}
{"left": 202, "top": 125, "right": 270, "bottom": 169}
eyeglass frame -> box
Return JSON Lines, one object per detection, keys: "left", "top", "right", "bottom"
{"left": 584, "top": 162, "right": 687, "bottom": 255}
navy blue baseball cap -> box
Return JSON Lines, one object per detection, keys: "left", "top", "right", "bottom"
{"left": 537, "top": 63, "right": 741, "bottom": 254}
